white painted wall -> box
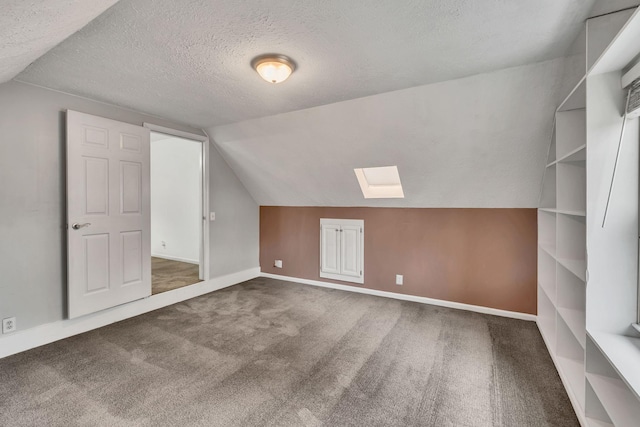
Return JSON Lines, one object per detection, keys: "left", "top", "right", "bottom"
{"left": 0, "top": 81, "right": 259, "bottom": 335}
{"left": 151, "top": 135, "right": 201, "bottom": 264}
{"left": 210, "top": 58, "right": 567, "bottom": 208}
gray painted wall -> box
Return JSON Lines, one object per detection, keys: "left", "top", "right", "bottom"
{"left": 0, "top": 81, "right": 259, "bottom": 333}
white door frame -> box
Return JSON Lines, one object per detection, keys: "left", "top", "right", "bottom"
{"left": 143, "top": 123, "right": 210, "bottom": 281}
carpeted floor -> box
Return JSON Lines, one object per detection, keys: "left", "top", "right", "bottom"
{"left": 0, "top": 278, "right": 577, "bottom": 426}
{"left": 151, "top": 256, "right": 202, "bottom": 295}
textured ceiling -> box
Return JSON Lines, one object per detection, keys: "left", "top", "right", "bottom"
{"left": 16, "top": 0, "right": 596, "bottom": 128}
{"left": 0, "top": 0, "right": 120, "bottom": 84}
{"left": 209, "top": 59, "right": 565, "bottom": 208}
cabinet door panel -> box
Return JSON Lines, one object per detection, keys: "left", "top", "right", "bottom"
{"left": 340, "top": 225, "right": 361, "bottom": 278}
{"left": 320, "top": 224, "right": 341, "bottom": 274}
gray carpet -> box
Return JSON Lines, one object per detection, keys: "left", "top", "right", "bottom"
{"left": 0, "top": 278, "right": 577, "bottom": 426}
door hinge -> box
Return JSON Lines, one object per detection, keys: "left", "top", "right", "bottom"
{"left": 360, "top": 270, "right": 362, "bottom": 276}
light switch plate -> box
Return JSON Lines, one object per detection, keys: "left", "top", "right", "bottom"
{"left": 210, "top": 212, "right": 216, "bottom": 221}
{"left": 396, "top": 275, "right": 403, "bottom": 285}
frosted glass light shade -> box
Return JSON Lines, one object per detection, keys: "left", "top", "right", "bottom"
{"left": 252, "top": 55, "right": 295, "bottom": 84}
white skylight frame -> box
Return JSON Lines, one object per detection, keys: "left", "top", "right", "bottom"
{"left": 354, "top": 165, "right": 405, "bottom": 199}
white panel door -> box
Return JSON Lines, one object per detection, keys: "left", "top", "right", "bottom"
{"left": 320, "top": 224, "right": 341, "bottom": 275}
{"left": 340, "top": 225, "right": 362, "bottom": 279}
{"left": 67, "top": 110, "right": 151, "bottom": 319}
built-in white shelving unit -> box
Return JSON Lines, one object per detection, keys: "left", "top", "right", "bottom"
{"left": 538, "top": 6, "right": 640, "bottom": 426}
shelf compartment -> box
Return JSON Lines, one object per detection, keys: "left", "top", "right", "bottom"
{"left": 557, "top": 355, "right": 586, "bottom": 412}
{"left": 538, "top": 248, "right": 556, "bottom": 305}
{"left": 557, "top": 144, "right": 586, "bottom": 163}
{"left": 586, "top": 373, "right": 640, "bottom": 427}
{"left": 540, "top": 164, "right": 557, "bottom": 209}
{"left": 558, "top": 307, "right": 586, "bottom": 349}
{"left": 537, "top": 286, "right": 556, "bottom": 353}
{"left": 556, "top": 109, "right": 586, "bottom": 159}
{"left": 586, "top": 419, "right": 613, "bottom": 427}
{"left": 586, "top": 380, "right": 613, "bottom": 426}
{"left": 547, "top": 123, "right": 557, "bottom": 165}
{"left": 588, "top": 8, "right": 639, "bottom": 75}
{"left": 588, "top": 332, "right": 640, "bottom": 401}
{"left": 538, "top": 209, "right": 556, "bottom": 255}
{"left": 557, "top": 258, "right": 586, "bottom": 282}
{"left": 557, "top": 262, "right": 586, "bottom": 349}
{"left": 557, "top": 214, "right": 586, "bottom": 281}
{"left": 556, "top": 315, "right": 586, "bottom": 413}
{"left": 557, "top": 315, "right": 585, "bottom": 362}
{"left": 558, "top": 77, "right": 586, "bottom": 113}
{"left": 557, "top": 161, "right": 586, "bottom": 213}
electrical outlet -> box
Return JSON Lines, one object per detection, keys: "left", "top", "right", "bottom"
{"left": 161, "top": 241, "right": 166, "bottom": 249}
{"left": 396, "top": 275, "right": 403, "bottom": 285}
{"left": 274, "top": 260, "right": 283, "bottom": 268}
{"left": 2, "top": 317, "right": 16, "bottom": 334}
{"left": 210, "top": 212, "right": 216, "bottom": 221}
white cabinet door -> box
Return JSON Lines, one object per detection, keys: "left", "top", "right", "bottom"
{"left": 320, "top": 219, "right": 364, "bottom": 284}
{"left": 340, "top": 225, "right": 362, "bottom": 278}
{"left": 67, "top": 110, "right": 151, "bottom": 319}
{"left": 320, "top": 224, "right": 341, "bottom": 275}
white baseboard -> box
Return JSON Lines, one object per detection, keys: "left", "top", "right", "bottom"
{"left": 0, "top": 267, "right": 260, "bottom": 359}
{"left": 151, "top": 253, "right": 199, "bottom": 265}
{"left": 261, "top": 272, "right": 537, "bottom": 322}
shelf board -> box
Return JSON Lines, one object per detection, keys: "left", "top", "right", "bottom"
{"left": 537, "top": 315, "right": 557, "bottom": 354}
{"left": 557, "top": 209, "right": 586, "bottom": 217}
{"left": 558, "top": 307, "right": 586, "bottom": 349}
{"left": 539, "top": 208, "right": 586, "bottom": 217}
{"left": 557, "top": 356, "right": 586, "bottom": 411}
{"left": 539, "top": 208, "right": 557, "bottom": 214}
{"left": 547, "top": 160, "right": 558, "bottom": 168}
{"left": 586, "top": 372, "right": 640, "bottom": 427}
{"left": 586, "top": 418, "right": 613, "bottom": 427}
{"left": 558, "top": 76, "right": 587, "bottom": 112}
{"left": 539, "top": 242, "right": 557, "bottom": 258}
{"left": 557, "top": 145, "right": 586, "bottom": 163}
{"left": 539, "top": 280, "right": 557, "bottom": 307}
{"left": 588, "top": 331, "right": 640, "bottom": 401}
{"left": 589, "top": 7, "right": 640, "bottom": 76}
{"left": 557, "top": 257, "right": 587, "bottom": 281}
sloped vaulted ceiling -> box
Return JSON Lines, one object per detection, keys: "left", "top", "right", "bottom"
{"left": 17, "top": 0, "right": 596, "bottom": 128}
{"left": 0, "top": 0, "right": 120, "bottom": 83}
{"left": 11, "top": 0, "right": 639, "bottom": 208}
{"left": 209, "top": 59, "right": 567, "bottom": 208}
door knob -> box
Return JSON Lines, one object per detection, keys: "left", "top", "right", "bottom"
{"left": 72, "top": 223, "right": 91, "bottom": 230}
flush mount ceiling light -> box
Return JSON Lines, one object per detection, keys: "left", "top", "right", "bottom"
{"left": 251, "top": 54, "right": 296, "bottom": 84}
{"left": 354, "top": 166, "right": 405, "bottom": 199}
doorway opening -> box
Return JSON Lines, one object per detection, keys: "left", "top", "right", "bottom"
{"left": 150, "top": 130, "right": 207, "bottom": 294}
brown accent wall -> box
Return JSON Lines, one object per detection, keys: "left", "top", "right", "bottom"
{"left": 260, "top": 207, "right": 537, "bottom": 315}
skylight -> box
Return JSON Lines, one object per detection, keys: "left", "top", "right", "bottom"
{"left": 354, "top": 166, "right": 405, "bottom": 199}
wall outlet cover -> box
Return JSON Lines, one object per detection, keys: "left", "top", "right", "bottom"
{"left": 2, "top": 317, "right": 17, "bottom": 334}
{"left": 396, "top": 275, "right": 403, "bottom": 285}
{"left": 274, "top": 260, "right": 283, "bottom": 268}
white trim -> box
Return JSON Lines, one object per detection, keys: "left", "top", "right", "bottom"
{"left": 261, "top": 272, "right": 537, "bottom": 322}
{"left": 201, "top": 135, "right": 210, "bottom": 280}
{"left": 0, "top": 267, "right": 260, "bottom": 359}
{"left": 319, "top": 218, "right": 364, "bottom": 284}
{"left": 151, "top": 253, "right": 199, "bottom": 265}
{"left": 143, "top": 123, "right": 208, "bottom": 142}
{"left": 145, "top": 123, "right": 211, "bottom": 280}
